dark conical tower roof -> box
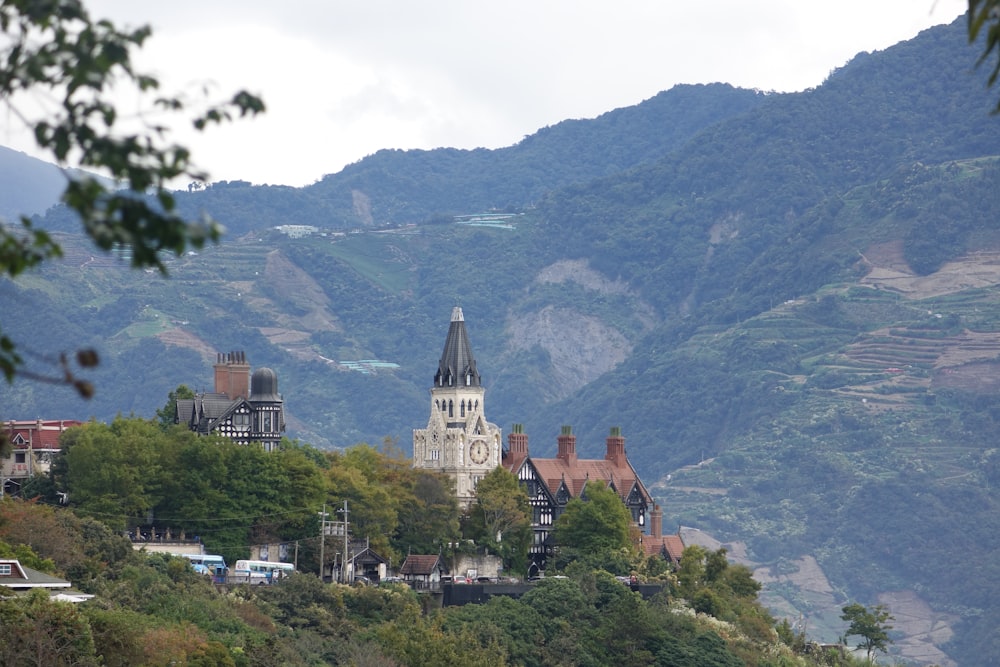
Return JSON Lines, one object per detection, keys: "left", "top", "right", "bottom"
{"left": 434, "top": 307, "right": 481, "bottom": 388}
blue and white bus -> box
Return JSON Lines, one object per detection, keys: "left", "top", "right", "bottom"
{"left": 180, "top": 553, "right": 227, "bottom": 579}
{"left": 233, "top": 559, "right": 295, "bottom": 584}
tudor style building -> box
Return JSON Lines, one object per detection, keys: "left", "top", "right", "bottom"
{"left": 175, "top": 351, "right": 285, "bottom": 451}
{"left": 412, "top": 307, "right": 503, "bottom": 508}
{"left": 502, "top": 424, "right": 653, "bottom": 569}
{"left": 412, "top": 308, "right": 661, "bottom": 571}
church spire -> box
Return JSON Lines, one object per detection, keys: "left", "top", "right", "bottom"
{"left": 434, "top": 306, "right": 481, "bottom": 388}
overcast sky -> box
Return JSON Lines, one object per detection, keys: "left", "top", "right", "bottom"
{"left": 2, "top": 1, "right": 971, "bottom": 187}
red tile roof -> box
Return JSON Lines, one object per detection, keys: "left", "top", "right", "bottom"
{"left": 643, "top": 534, "right": 685, "bottom": 563}
{"left": 3, "top": 420, "right": 83, "bottom": 450}
{"left": 523, "top": 456, "right": 650, "bottom": 505}
{"left": 400, "top": 554, "right": 442, "bottom": 576}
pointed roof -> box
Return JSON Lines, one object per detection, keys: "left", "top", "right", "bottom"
{"left": 643, "top": 534, "right": 685, "bottom": 564}
{"left": 504, "top": 429, "right": 653, "bottom": 509}
{"left": 434, "top": 307, "right": 481, "bottom": 388}
{"left": 400, "top": 554, "right": 443, "bottom": 576}
{"left": 3, "top": 420, "right": 83, "bottom": 450}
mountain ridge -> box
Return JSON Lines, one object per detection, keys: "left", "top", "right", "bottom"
{"left": 2, "top": 15, "right": 999, "bottom": 666}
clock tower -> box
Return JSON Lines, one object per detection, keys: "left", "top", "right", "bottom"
{"left": 413, "top": 307, "right": 502, "bottom": 509}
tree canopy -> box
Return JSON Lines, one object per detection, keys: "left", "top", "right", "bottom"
{"left": 465, "top": 466, "right": 531, "bottom": 572}
{"left": 841, "top": 602, "right": 894, "bottom": 664}
{"left": 552, "top": 481, "right": 637, "bottom": 571}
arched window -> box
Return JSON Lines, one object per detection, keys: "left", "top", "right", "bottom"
{"left": 460, "top": 400, "right": 466, "bottom": 417}
{"left": 448, "top": 400, "right": 453, "bottom": 418}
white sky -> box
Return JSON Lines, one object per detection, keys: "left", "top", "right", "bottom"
{"left": 0, "top": 1, "right": 970, "bottom": 187}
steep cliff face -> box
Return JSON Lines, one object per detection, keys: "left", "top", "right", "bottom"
{"left": 503, "top": 259, "right": 660, "bottom": 401}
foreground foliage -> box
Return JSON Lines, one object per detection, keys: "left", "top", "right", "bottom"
{"left": 0, "top": 497, "right": 878, "bottom": 666}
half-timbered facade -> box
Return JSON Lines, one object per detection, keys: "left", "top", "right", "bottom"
{"left": 503, "top": 424, "right": 653, "bottom": 570}
{"left": 413, "top": 307, "right": 502, "bottom": 509}
{"left": 175, "top": 351, "right": 285, "bottom": 451}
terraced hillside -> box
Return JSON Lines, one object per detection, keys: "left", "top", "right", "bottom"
{"left": 652, "top": 247, "right": 1000, "bottom": 666}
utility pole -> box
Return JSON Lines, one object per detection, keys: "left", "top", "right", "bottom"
{"left": 338, "top": 500, "right": 349, "bottom": 584}
{"left": 318, "top": 503, "right": 327, "bottom": 581}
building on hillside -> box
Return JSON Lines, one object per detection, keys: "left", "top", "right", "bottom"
{"left": 502, "top": 424, "right": 654, "bottom": 571}
{"left": 641, "top": 504, "right": 685, "bottom": 566}
{"left": 399, "top": 554, "right": 445, "bottom": 589}
{"left": 1, "top": 419, "right": 83, "bottom": 497}
{"left": 0, "top": 558, "right": 93, "bottom": 602}
{"left": 411, "top": 308, "right": 658, "bottom": 571}
{"left": 175, "top": 351, "right": 285, "bottom": 451}
{"left": 412, "top": 307, "right": 502, "bottom": 508}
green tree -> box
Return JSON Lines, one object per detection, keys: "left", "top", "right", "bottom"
{"left": 841, "top": 602, "right": 894, "bottom": 664}
{"left": 156, "top": 384, "right": 195, "bottom": 429}
{"left": 0, "top": 0, "right": 263, "bottom": 393}
{"left": 393, "top": 467, "right": 460, "bottom": 556}
{"left": 0, "top": 588, "right": 98, "bottom": 666}
{"left": 552, "top": 481, "right": 636, "bottom": 570}
{"left": 60, "top": 418, "right": 163, "bottom": 530}
{"left": 466, "top": 466, "right": 531, "bottom": 572}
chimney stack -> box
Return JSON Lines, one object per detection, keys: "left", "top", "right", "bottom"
{"left": 508, "top": 423, "right": 528, "bottom": 457}
{"left": 556, "top": 425, "right": 577, "bottom": 465}
{"left": 650, "top": 504, "right": 663, "bottom": 539}
{"left": 605, "top": 426, "right": 625, "bottom": 466}
{"left": 213, "top": 351, "right": 251, "bottom": 399}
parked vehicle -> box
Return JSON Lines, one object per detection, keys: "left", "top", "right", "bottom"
{"left": 232, "top": 559, "right": 294, "bottom": 584}
{"left": 178, "top": 553, "right": 227, "bottom": 579}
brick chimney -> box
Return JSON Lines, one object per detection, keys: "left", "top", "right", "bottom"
{"left": 214, "top": 351, "right": 251, "bottom": 399}
{"left": 508, "top": 423, "right": 528, "bottom": 457}
{"left": 650, "top": 504, "right": 663, "bottom": 539}
{"left": 556, "top": 425, "right": 577, "bottom": 465}
{"left": 605, "top": 426, "right": 625, "bottom": 466}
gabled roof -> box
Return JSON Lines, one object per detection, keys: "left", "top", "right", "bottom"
{"left": 643, "top": 534, "right": 686, "bottom": 564}
{"left": 352, "top": 546, "right": 389, "bottom": 566}
{"left": 3, "top": 420, "right": 83, "bottom": 450}
{"left": 206, "top": 397, "right": 253, "bottom": 432}
{"left": 399, "top": 554, "right": 443, "bottom": 576}
{"left": 177, "top": 394, "right": 250, "bottom": 434}
{"left": 0, "top": 559, "right": 71, "bottom": 590}
{"left": 434, "top": 307, "right": 481, "bottom": 388}
{"left": 521, "top": 456, "right": 651, "bottom": 507}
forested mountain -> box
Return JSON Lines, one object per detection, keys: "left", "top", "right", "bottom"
{"left": 2, "top": 15, "right": 998, "bottom": 666}
{"left": 0, "top": 146, "right": 70, "bottom": 219}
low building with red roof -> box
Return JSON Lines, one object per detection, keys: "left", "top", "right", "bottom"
{"left": 641, "top": 504, "right": 686, "bottom": 566}
{"left": 1, "top": 419, "right": 82, "bottom": 497}
{"left": 399, "top": 554, "right": 445, "bottom": 589}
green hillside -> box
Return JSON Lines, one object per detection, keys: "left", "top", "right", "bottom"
{"left": 2, "top": 15, "right": 999, "bottom": 666}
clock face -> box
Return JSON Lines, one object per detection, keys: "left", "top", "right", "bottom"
{"left": 469, "top": 440, "right": 489, "bottom": 465}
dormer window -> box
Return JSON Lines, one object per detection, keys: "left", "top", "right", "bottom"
{"left": 233, "top": 413, "right": 250, "bottom": 431}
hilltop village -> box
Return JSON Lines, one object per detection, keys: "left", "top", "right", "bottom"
{"left": 3, "top": 307, "right": 684, "bottom": 585}
{"left": 0, "top": 308, "right": 848, "bottom": 666}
